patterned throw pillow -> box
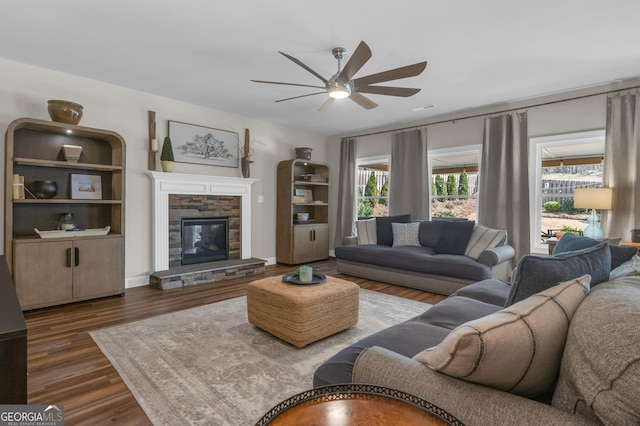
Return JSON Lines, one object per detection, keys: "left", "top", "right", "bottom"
{"left": 464, "top": 225, "right": 507, "bottom": 259}
{"left": 392, "top": 222, "right": 421, "bottom": 247}
{"left": 414, "top": 275, "right": 591, "bottom": 397}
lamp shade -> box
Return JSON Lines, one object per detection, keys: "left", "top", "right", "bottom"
{"left": 573, "top": 188, "right": 613, "bottom": 210}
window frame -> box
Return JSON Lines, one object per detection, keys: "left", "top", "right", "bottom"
{"left": 428, "top": 145, "right": 482, "bottom": 219}
{"left": 528, "top": 129, "right": 605, "bottom": 254}
{"left": 355, "top": 154, "right": 391, "bottom": 218}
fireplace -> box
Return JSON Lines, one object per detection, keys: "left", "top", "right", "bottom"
{"left": 181, "top": 216, "right": 229, "bottom": 265}
{"left": 149, "top": 172, "right": 257, "bottom": 272}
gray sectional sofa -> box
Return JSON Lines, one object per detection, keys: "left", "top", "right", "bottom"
{"left": 316, "top": 237, "right": 640, "bottom": 425}
{"left": 335, "top": 215, "right": 515, "bottom": 295}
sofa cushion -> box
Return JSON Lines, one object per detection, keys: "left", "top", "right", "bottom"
{"left": 506, "top": 242, "right": 610, "bottom": 305}
{"left": 376, "top": 214, "right": 411, "bottom": 246}
{"left": 418, "top": 221, "right": 442, "bottom": 247}
{"left": 392, "top": 222, "right": 421, "bottom": 247}
{"left": 464, "top": 225, "right": 507, "bottom": 259}
{"left": 313, "top": 320, "right": 451, "bottom": 387}
{"left": 411, "top": 295, "right": 503, "bottom": 330}
{"left": 434, "top": 220, "right": 476, "bottom": 255}
{"left": 356, "top": 218, "right": 377, "bottom": 245}
{"left": 451, "top": 278, "right": 511, "bottom": 307}
{"left": 414, "top": 275, "right": 591, "bottom": 398}
{"left": 552, "top": 233, "right": 637, "bottom": 270}
{"left": 552, "top": 277, "right": 640, "bottom": 424}
{"left": 335, "top": 245, "right": 492, "bottom": 282}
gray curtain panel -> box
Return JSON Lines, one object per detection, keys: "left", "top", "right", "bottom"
{"left": 603, "top": 94, "right": 640, "bottom": 239}
{"left": 478, "top": 112, "right": 529, "bottom": 265}
{"left": 389, "top": 128, "right": 429, "bottom": 219}
{"left": 333, "top": 138, "right": 357, "bottom": 247}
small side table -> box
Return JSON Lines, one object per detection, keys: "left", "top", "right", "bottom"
{"left": 256, "top": 384, "right": 464, "bottom": 426}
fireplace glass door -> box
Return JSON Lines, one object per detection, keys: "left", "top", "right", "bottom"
{"left": 181, "top": 217, "right": 229, "bottom": 265}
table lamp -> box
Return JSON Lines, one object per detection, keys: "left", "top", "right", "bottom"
{"left": 573, "top": 188, "right": 613, "bottom": 239}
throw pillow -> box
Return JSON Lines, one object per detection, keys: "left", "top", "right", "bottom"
{"left": 609, "top": 245, "right": 638, "bottom": 270}
{"left": 464, "top": 225, "right": 507, "bottom": 259}
{"left": 433, "top": 220, "right": 476, "bottom": 255}
{"left": 609, "top": 257, "right": 640, "bottom": 280}
{"left": 507, "top": 242, "right": 610, "bottom": 305}
{"left": 375, "top": 214, "right": 411, "bottom": 246}
{"left": 418, "top": 221, "right": 442, "bottom": 247}
{"left": 414, "top": 275, "right": 591, "bottom": 398}
{"left": 552, "top": 233, "right": 636, "bottom": 270}
{"left": 392, "top": 222, "right": 421, "bottom": 247}
{"left": 551, "top": 232, "right": 599, "bottom": 255}
{"left": 355, "top": 218, "right": 377, "bottom": 245}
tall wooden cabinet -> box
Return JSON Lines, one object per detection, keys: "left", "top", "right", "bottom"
{"left": 4, "top": 118, "right": 125, "bottom": 310}
{"left": 276, "top": 159, "right": 329, "bottom": 264}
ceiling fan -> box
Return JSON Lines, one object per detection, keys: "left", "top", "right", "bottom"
{"left": 251, "top": 40, "right": 427, "bottom": 111}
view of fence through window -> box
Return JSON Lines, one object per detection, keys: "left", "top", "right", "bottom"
{"left": 430, "top": 170, "right": 478, "bottom": 220}
{"left": 540, "top": 163, "right": 602, "bottom": 239}
{"left": 357, "top": 166, "right": 389, "bottom": 218}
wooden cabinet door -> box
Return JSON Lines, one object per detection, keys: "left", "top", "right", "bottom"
{"left": 312, "top": 224, "right": 329, "bottom": 260}
{"left": 292, "top": 226, "right": 314, "bottom": 264}
{"left": 73, "top": 237, "right": 124, "bottom": 299}
{"left": 13, "top": 241, "right": 73, "bottom": 309}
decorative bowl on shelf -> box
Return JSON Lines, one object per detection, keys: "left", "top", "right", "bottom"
{"left": 26, "top": 180, "right": 58, "bottom": 199}
{"left": 62, "top": 144, "right": 83, "bottom": 162}
{"left": 295, "top": 147, "right": 312, "bottom": 160}
{"left": 47, "top": 99, "right": 83, "bottom": 125}
{"left": 296, "top": 212, "right": 309, "bottom": 221}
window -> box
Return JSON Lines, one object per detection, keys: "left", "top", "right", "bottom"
{"left": 529, "top": 130, "right": 605, "bottom": 253}
{"left": 356, "top": 155, "right": 390, "bottom": 218}
{"left": 428, "top": 146, "right": 481, "bottom": 220}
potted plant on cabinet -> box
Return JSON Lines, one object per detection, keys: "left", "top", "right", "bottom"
{"left": 160, "top": 136, "right": 174, "bottom": 172}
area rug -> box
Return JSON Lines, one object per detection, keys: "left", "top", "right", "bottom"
{"left": 90, "top": 289, "right": 430, "bottom": 425}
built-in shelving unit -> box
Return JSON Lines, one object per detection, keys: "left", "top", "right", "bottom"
{"left": 276, "top": 159, "right": 329, "bottom": 265}
{"left": 4, "top": 117, "right": 126, "bottom": 310}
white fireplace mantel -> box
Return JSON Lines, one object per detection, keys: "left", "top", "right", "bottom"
{"left": 149, "top": 172, "right": 258, "bottom": 272}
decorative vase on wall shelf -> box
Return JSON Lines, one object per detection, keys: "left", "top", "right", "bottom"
{"left": 160, "top": 136, "right": 174, "bottom": 173}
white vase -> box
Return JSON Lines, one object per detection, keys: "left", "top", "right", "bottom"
{"left": 161, "top": 161, "right": 173, "bottom": 173}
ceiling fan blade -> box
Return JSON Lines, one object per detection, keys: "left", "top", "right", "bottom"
{"left": 318, "top": 97, "right": 334, "bottom": 112}
{"left": 353, "top": 61, "right": 427, "bottom": 87}
{"left": 251, "top": 80, "right": 325, "bottom": 90}
{"left": 275, "top": 92, "right": 326, "bottom": 103}
{"left": 354, "top": 86, "right": 421, "bottom": 97}
{"left": 279, "top": 51, "right": 329, "bottom": 84}
{"left": 337, "top": 40, "right": 372, "bottom": 83}
{"left": 349, "top": 92, "right": 378, "bottom": 110}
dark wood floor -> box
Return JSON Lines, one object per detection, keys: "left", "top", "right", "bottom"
{"left": 24, "top": 258, "right": 446, "bottom": 425}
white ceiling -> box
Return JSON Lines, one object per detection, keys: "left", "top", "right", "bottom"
{"left": 2, "top": 0, "right": 640, "bottom": 137}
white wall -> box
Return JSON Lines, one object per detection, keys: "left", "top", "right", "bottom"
{"left": 0, "top": 58, "right": 327, "bottom": 286}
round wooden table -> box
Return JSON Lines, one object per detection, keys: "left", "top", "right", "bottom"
{"left": 256, "top": 384, "right": 464, "bottom": 426}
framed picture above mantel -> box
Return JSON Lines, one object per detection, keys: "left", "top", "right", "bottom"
{"left": 168, "top": 121, "right": 239, "bottom": 168}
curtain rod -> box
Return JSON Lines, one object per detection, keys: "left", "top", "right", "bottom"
{"left": 341, "top": 84, "right": 640, "bottom": 140}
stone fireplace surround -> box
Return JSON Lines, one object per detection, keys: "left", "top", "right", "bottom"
{"left": 148, "top": 172, "right": 264, "bottom": 289}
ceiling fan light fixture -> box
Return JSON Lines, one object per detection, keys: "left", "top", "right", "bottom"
{"left": 327, "top": 81, "right": 351, "bottom": 99}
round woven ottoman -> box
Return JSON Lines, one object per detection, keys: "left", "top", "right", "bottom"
{"left": 247, "top": 276, "right": 359, "bottom": 348}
